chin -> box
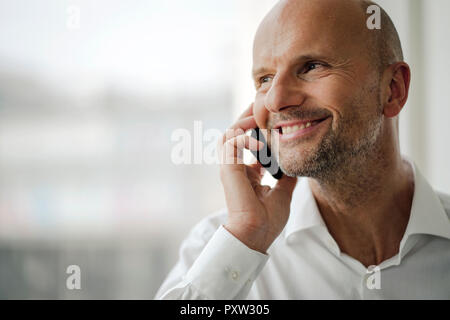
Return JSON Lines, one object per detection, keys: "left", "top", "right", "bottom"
{"left": 278, "top": 146, "right": 315, "bottom": 177}
{"left": 277, "top": 135, "right": 339, "bottom": 179}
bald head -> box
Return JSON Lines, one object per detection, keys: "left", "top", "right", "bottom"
{"left": 255, "top": 0, "right": 404, "bottom": 77}
{"left": 360, "top": 0, "right": 404, "bottom": 73}
{"left": 251, "top": 0, "right": 411, "bottom": 179}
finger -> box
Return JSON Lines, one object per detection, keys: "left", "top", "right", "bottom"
{"left": 229, "top": 116, "right": 257, "bottom": 131}
{"left": 225, "top": 134, "right": 264, "bottom": 159}
{"left": 225, "top": 135, "right": 263, "bottom": 151}
{"left": 221, "top": 116, "right": 257, "bottom": 145}
{"left": 222, "top": 135, "right": 264, "bottom": 165}
{"left": 220, "top": 165, "right": 261, "bottom": 215}
{"left": 219, "top": 135, "right": 265, "bottom": 213}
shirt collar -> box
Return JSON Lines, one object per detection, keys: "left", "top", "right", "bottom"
{"left": 284, "top": 158, "right": 450, "bottom": 243}
{"left": 284, "top": 177, "right": 325, "bottom": 241}
{"left": 402, "top": 160, "right": 450, "bottom": 240}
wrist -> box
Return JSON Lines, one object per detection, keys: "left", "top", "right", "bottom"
{"left": 223, "top": 223, "right": 274, "bottom": 254}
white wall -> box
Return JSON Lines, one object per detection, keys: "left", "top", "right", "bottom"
{"left": 381, "top": 0, "right": 450, "bottom": 192}
{"left": 423, "top": 0, "right": 450, "bottom": 192}
{"left": 232, "top": 0, "right": 278, "bottom": 118}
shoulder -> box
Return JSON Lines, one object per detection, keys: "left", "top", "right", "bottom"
{"left": 436, "top": 191, "right": 450, "bottom": 219}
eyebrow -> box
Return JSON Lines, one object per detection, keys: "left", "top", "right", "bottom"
{"left": 251, "top": 53, "right": 335, "bottom": 80}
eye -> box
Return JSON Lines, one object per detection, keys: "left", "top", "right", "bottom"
{"left": 301, "top": 62, "right": 325, "bottom": 74}
{"left": 260, "top": 75, "right": 273, "bottom": 84}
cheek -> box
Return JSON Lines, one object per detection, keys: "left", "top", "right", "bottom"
{"left": 253, "top": 97, "right": 269, "bottom": 129}
{"left": 309, "top": 80, "right": 356, "bottom": 119}
{"left": 312, "top": 82, "right": 350, "bottom": 110}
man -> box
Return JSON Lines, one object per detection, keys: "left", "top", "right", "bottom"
{"left": 156, "top": 0, "right": 450, "bottom": 299}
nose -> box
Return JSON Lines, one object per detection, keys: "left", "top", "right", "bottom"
{"left": 264, "top": 73, "right": 307, "bottom": 113}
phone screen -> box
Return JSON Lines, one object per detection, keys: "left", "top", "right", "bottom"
{"left": 250, "top": 128, "right": 283, "bottom": 180}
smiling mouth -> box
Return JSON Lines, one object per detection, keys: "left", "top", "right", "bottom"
{"left": 270, "top": 116, "right": 332, "bottom": 143}
{"left": 276, "top": 116, "right": 331, "bottom": 135}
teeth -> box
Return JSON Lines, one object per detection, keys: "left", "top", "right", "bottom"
{"left": 281, "top": 120, "right": 321, "bottom": 134}
{"left": 282, "top": 123, "right": 311, "bottom": 134}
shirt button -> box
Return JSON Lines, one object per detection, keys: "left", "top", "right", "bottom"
{"left": 231, "top": 270, "right": 240, "bottom": 281}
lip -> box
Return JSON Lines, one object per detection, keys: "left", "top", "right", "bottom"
{"left": 276, "top": 116, "right": 332, "bottom": 142}
{"left": 273, "top": 117, "right": 330, "bottom": 130}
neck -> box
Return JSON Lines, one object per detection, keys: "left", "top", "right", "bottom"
{"left": 309, "top": 149, "right": 415, "bottom": 267}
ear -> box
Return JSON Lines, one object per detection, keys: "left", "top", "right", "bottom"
{"left": 382, "top": 62, "right": 411, "bottom": 118}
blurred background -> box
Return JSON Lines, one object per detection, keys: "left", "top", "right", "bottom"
{"left": 0, "top": 0, "right": 449, "bottom": 299}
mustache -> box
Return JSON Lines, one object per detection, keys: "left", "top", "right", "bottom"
{"left": 267, "top": 107, "right": 332, "bottom": 128}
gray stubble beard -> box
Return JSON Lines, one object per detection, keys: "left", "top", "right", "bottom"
{"left": 279, "top": 90, "right": 384, "bottom": 184}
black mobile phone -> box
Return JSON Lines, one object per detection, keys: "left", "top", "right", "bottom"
{"left": 250, "top": 128, "right": 283, "bottom": 180}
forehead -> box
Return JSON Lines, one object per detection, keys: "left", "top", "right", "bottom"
{"left": 253, "top": 0, "right": 366, "bottom": 69}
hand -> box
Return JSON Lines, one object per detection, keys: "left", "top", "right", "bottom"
{"left": 217, "top": 103, "right": 298, "bottom": 254}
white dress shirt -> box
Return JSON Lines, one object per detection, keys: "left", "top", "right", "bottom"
{"left": 155, "top": 160, "right": 450, "bottom": 299}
